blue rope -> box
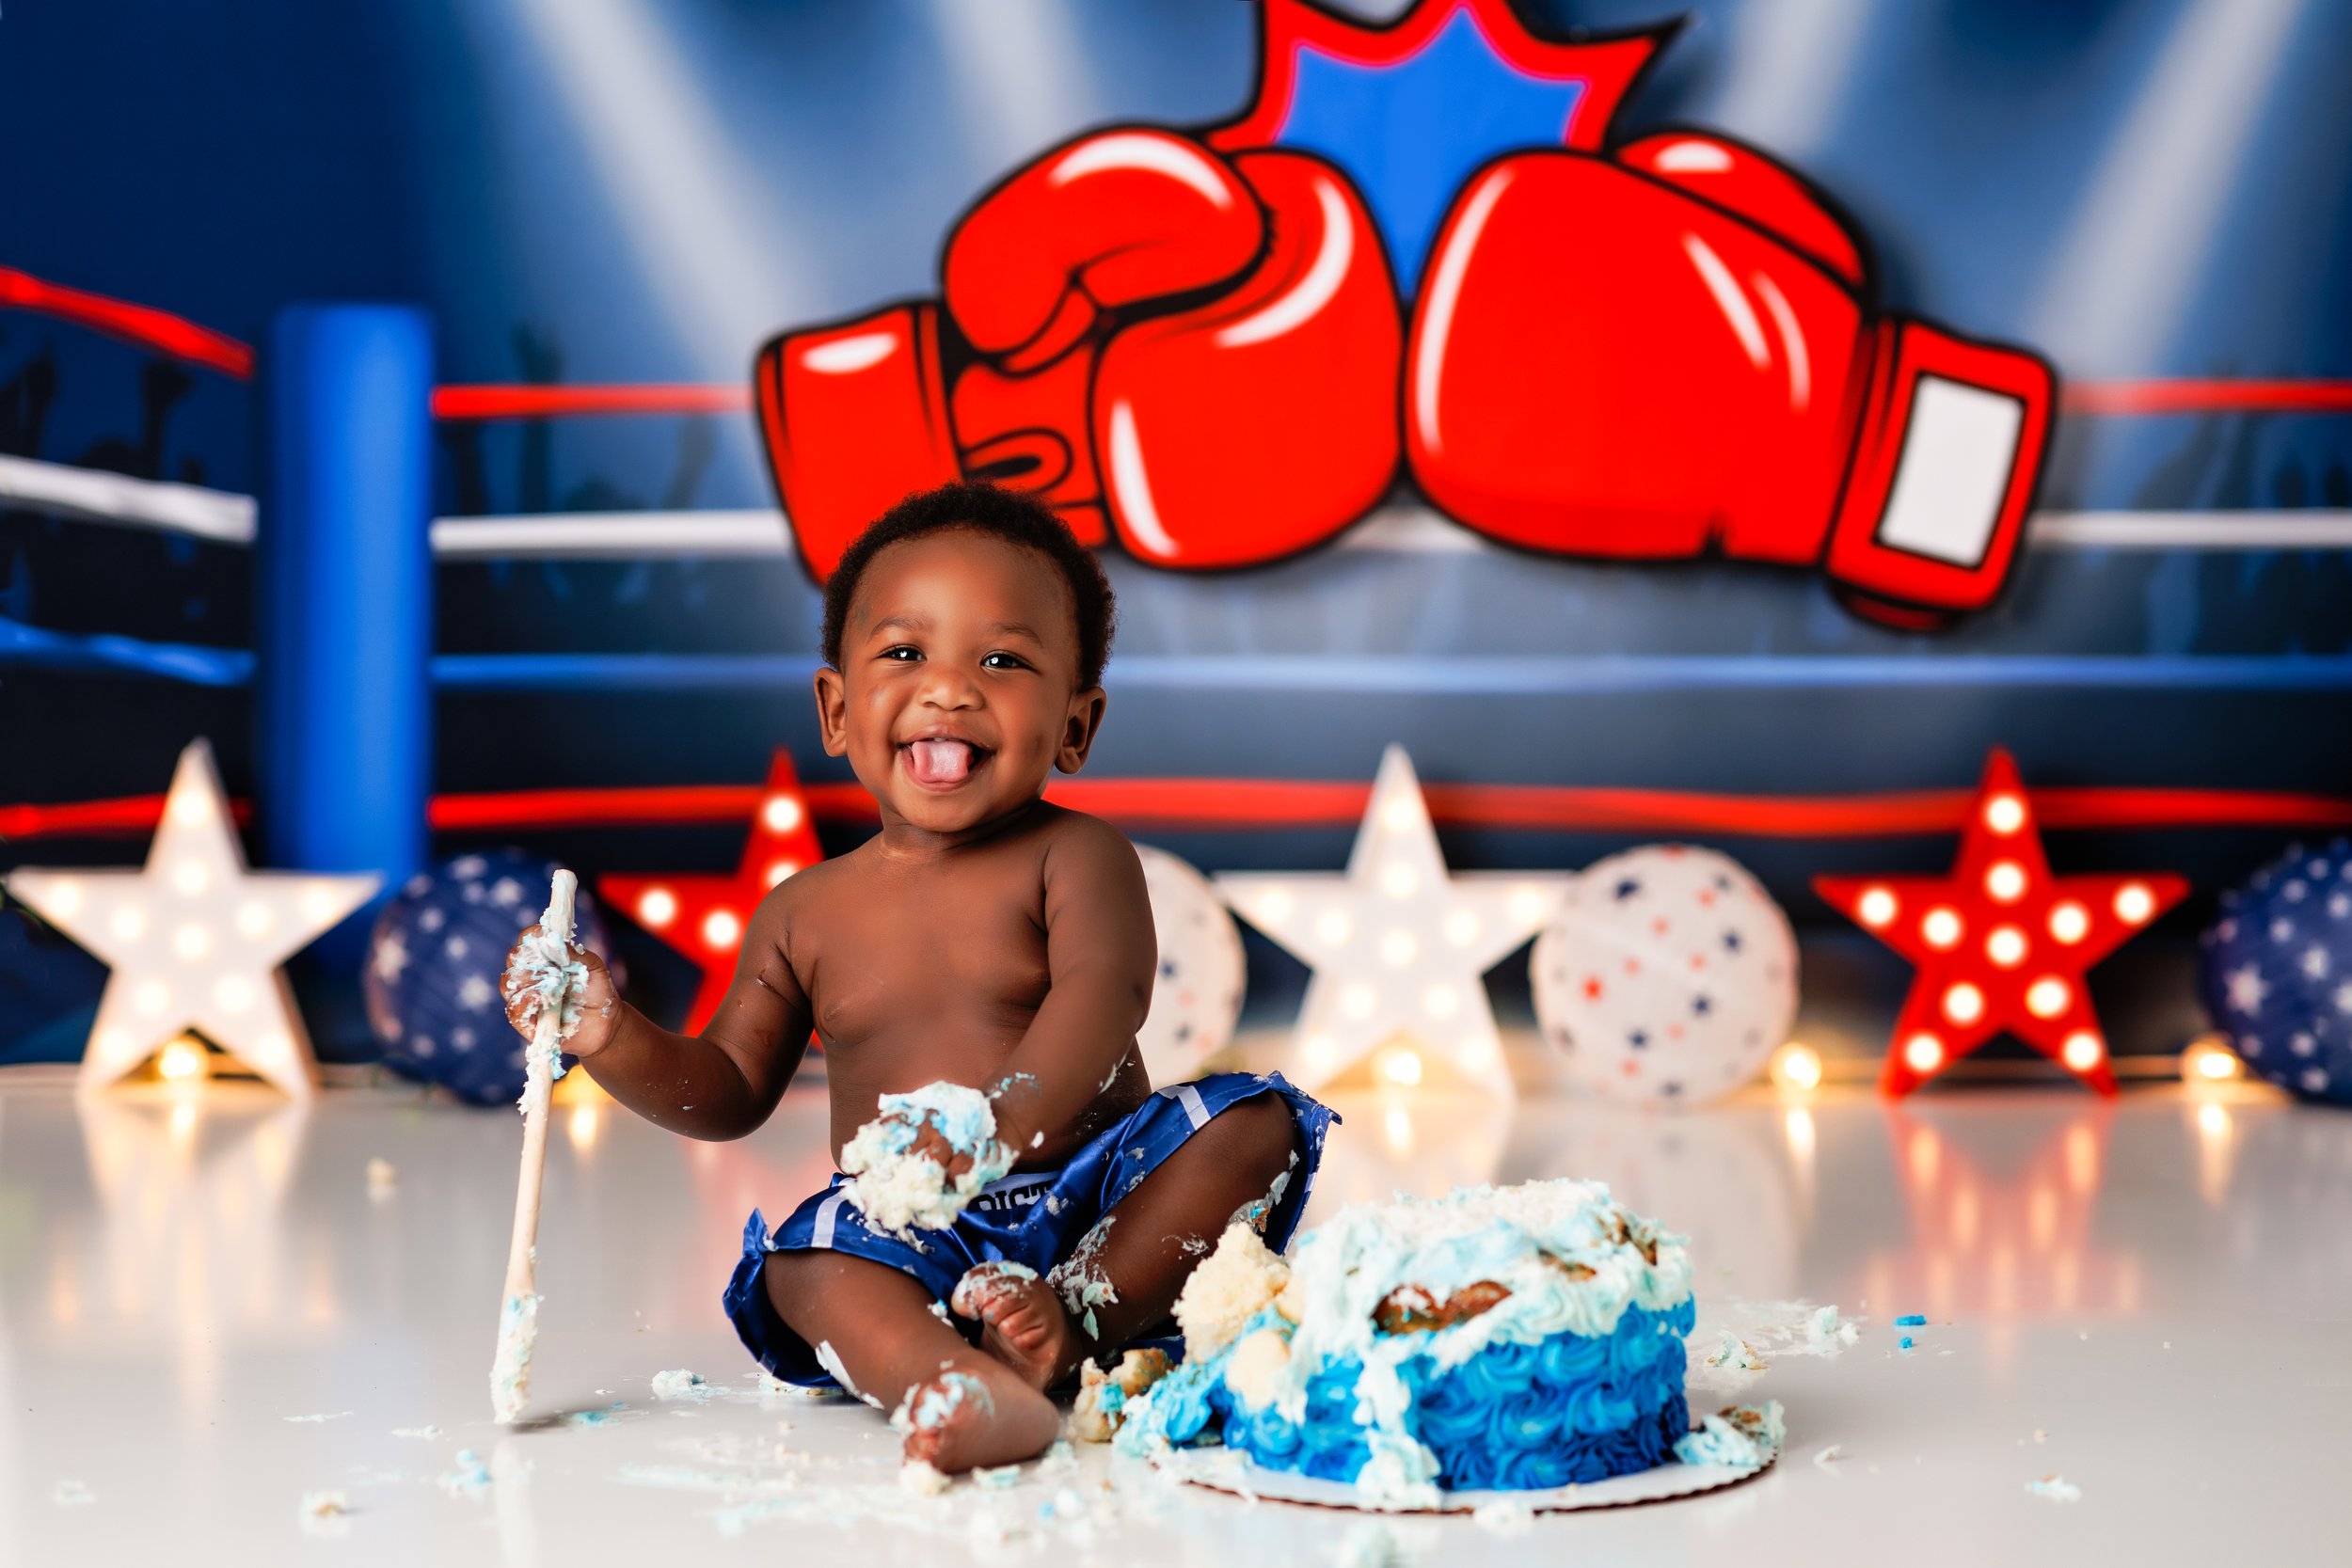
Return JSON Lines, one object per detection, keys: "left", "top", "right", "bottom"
{"left": 8, "top": 617, "right": 2352, "bottom": 694}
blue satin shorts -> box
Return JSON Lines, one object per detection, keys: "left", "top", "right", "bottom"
{"left": 723, "top": 1070, "right": 1334, "bottom": 1388}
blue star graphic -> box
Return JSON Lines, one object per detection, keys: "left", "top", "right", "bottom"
{"left": 1271, "top": 7, "right": 1591, "bottom": 292}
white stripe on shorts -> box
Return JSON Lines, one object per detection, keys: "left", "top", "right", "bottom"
{"left": 811, "top": 1190, "right": 848, "bottom": 1251}
{"left": 1174, "top": 1083, "right": 1210, "bottom": 1130}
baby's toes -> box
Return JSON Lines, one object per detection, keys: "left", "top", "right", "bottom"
{"left": 950, "top": 1260, "right": 1038, "bottom": 1323}
{"left": 892, "top": 1370, "right": 994, "bottom": 1468}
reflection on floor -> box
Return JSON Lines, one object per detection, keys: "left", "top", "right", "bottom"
{"left": 0, "top": 1059, "right": 2340, "bottom": 1565}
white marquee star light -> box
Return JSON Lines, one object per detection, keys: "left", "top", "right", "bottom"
{"left": 5, "top": 740, "right": 379, "bottom": 1099}
{"left": 1215, "top": 746, "right": 1572, "bottom": 1102}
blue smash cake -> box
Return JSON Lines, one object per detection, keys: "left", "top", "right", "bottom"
{"left": 1111, "top": 1180, "right": 1724, "bottom": 1505}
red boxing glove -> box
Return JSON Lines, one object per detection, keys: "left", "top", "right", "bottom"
{"left": 1406, "top": 132, "right": 2054, "bottom": 622}
{"left": 756, "top": 129, "right": 1401, "bottom": 579}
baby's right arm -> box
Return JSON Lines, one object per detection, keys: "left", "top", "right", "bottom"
{"left": 500, "top": 883, "right": 811, "bottom": 1140}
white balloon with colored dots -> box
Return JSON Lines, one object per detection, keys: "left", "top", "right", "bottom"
{"left": 1532, "top": 846, "right": 1799, "bottom": 1105}
{"left": 1136, "top": 845, "right": 1248, "bottom": 1085}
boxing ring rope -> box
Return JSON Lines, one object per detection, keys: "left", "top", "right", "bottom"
{"left": 6, "top": 267, "right": 2352, "bottom": 889}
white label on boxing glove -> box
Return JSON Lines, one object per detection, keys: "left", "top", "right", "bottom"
{"left": 1873, "top": 377, "right": 2027, "bottom": 569}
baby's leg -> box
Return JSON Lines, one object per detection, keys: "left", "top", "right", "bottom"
{"left": 972, "top": 1093, "right": 1300, "bottom": 1388}
{"left": 763, "top": 1249, "right": 1059, "bottom": 1471}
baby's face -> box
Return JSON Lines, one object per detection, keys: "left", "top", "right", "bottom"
{"left": 817, "top": 530, "right": 1105, "bottom": 836}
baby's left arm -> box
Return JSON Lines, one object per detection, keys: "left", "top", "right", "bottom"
{"left": 985, "top": 815, "right": 1156, "bottom": 1149}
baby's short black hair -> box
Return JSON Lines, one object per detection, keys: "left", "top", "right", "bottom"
{"left": 819, "top": 482, "right": 1117, "bottom": 689}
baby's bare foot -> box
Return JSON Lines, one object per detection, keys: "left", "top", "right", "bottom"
{"left": 891, "top": 1364, "right": 1060, "bottom": 1473}
{"left": 951, "top": 1262, "right": 1079, "bottom": 1390}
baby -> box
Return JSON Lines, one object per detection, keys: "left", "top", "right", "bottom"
{"left": 502, "top": 483, "right": 1330, "bottom": 1472}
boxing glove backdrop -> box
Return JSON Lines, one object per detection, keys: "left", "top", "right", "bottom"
{"left": 1406, "top": 132, "right": 2054, "bottom": 622}
{"left": 755, "top": 128, "right": 1402, "bottom": 580}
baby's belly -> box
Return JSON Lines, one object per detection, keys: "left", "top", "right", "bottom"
{"left": 819, "top": 1030, "right": 1150, "bottom": 1171}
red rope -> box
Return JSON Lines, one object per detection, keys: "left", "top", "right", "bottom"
{"left": 7, "top": 781, "right": 2348, "bottom": 846}
{"left": 0, "top": 267, "right": 254, "bottom": 380}
{"left": 8, "top": 267, "right": 2352, "bottom": 420}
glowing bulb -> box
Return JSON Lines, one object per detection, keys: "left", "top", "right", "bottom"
{"left": 1377, "top": 1048, "right": 1423, "bottom": 1087}
{"left": 2048, "top": 901, "right": 2090, "bottom": 944}
{"left": 1506, "top": 884, "right": 1550, "bottom": 924}
{"left": 764, "top": 859, "right": 799, "bottom": 889}
{"left": 636, "top": 888, "right": 679, "bottom": 928}
{"left": 1442, "top": 910, "right": 1482, "bottom": 946}
{"left": 2197, "top": 1101, "right": 2229, "bottom": 1138}
{"left": 2060, "top": 1031, "right": 2104, "bottom": 1071}
{"left": 1985, "top": 862, "right": 2027, "bottom": 902}
{"left": 761, "top": 796, "right": 804, "bottom": 833}
{"left": 1253, "top": 890, "right": 1295, "bottom": 927}
{"left": 569, "top": 1104, "right": 601, "bottom": 1150}
{"left": 1302, "top": 1034, "right": 1338, "bottom": 1075}
{"left": 1379, "top": 861, "right": 1418, "bottom": 899}
{"left": 2114, "top": 883, "right": 2155, "bottom": 925}
{"left": 252, "top": 1031, "right": 292, "bottom": 1063}
{"left": 1770, "top": 1041, "right": 1822, "bottom": 1092}
{"left": 1378, "top": 929, "right": 1418, "bottom": 966}
{"left": 170, "top": 860, "right": 209, "bottom": 896}
{"left": 155, "top": 1037, "right": 209, "bottom": 1083}
{"left": 1903, "top": 1033, "right": 1946, "bottom": 1073}
{"left": 2026, "top": 976, "right": 2071, "bottom": 1018}
{"left": 1983, "top": 794, "right": 2026, "bottom": 834}
{"left": 172, "top": 923, "right": 212, "bottom": 960}
{"left": 1315, "top": 910, "right": 1354, "bottom": 946}
{"left": 1942, "top": 983, "right": 1985, "bottom": 1025}
{"left": 1340, "top": 983, "right": 1377, "bottom": 1019}
{"left": 111, "top": 906, "right": 148, "bottom": 942}
{"left": 1422, "top": 984, "right": 1460, "bottom": 1019}
{"left": 47, "top": 880, "right": 86, "bottom": 919}
{"left": 1380, "top": 797, "right": 1419, "bottom": 832}
{"left": 96, "top": 1025, "right": 135, "bottom": 1056}
{"left": 167, "top": 788, "right": 213, "bottom": 824}
{"left": 236, "top": 901, "right": 272, "bottom": 938}
{"left": 701, "top": 909, "right": 742, "bottom": 952}
{"left": 215, "top": 975, "right": 254, "bottom": 1013}
{"left": 1458, "top": 1033, "right": 1499, "bottom": 1069}
{"left": 2182, "top": 1036, "right": 2242, "bottom": 1084}
{"left": 1986, "top": 927, "right": 2027, "bottom": 967}
{"left": 133, "top": 980, "right": 171, "bottom": 1016}
{"left": 1921, "top": 908, "right": 1963, "bottom": 949}
{"left": 1857, "top": 887, "right": 1899, "bottom": 928}
{"left": 299, "top": 885, "right": 342, "bottom": 924}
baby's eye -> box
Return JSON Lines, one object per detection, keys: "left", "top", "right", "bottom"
{"left": 980, "top": 652, "right": 1029, "bottom": 671}
{"left": 879, "top": 645, "right": 922, "bottom": 662}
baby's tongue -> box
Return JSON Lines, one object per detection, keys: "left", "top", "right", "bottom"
{"left": 908, "top": 738, "right": 975, "bottom": 786}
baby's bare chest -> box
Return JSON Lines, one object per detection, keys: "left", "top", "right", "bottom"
{"left": 792, "top": 863, "right": 1053, "bottom": 1048}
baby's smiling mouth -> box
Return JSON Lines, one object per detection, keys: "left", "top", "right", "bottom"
{"left": 900, "top": 736, "right": 991, "bottom": 789}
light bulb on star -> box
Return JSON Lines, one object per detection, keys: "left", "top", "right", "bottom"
{"left": 2, "top": 739, "right": 378, "bottom": 1098}
{"left": 1815, "top": 748, "right": 2185, "bottom": 1096}
{"left": 598, "top": 749, "right": 823, "bottom": 1034}
{"left": 1215, "top": 745, "right": 1571, "bottom": 1101}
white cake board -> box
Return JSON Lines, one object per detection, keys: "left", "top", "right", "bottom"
{"left": 1152, "top": 1424, "right": 1775, "bottom": 1514}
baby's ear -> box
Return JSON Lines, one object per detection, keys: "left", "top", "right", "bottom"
{"left": 1056, "top": 686, "right": 1108, "bottom": 773}
{"left": 811, "top": 666, "right": 850, "bottom": 756}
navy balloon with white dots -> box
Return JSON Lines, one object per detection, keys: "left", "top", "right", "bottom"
{"left": 2199, "top": 840, "right": 2352, "bottom": 1106}
{"left": 362, "top": 849, "right": 623, "bottom": 1106}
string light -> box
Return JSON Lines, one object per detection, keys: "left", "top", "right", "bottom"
{"left": 1770, "top": 1041, "right": 1823, "bottom": 1092}
{"left": 154, "top": 1037, "right": 211, "bottom": 1084}
{"left": 2180, "top": 1036, "right": 2243, "bottom": 1085}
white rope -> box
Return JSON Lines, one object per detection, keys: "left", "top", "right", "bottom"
{"left": 0, "top": 454, "right": 255, "bottom": 544}
{"left": 5, "top": 452, "right": 2346, "bottom": 556}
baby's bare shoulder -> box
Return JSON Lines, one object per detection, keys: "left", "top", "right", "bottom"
{"left": 1034, "top": 803, "right": 1138, "bottom": 866}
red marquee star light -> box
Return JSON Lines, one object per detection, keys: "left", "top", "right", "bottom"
{"left": 598, "top": 749, "right": 822, "bottom": 1035}
{"left": 1816, "top": 750, "right": 2186, "bottom": 1096}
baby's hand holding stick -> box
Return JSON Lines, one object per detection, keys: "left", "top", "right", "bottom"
{"left": 489, "top": 870, "right": 586, "bottom": 1423}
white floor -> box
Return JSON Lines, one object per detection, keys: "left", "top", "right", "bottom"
{"left": 0, "top": 1057, "right": 2340, "bottom": 1565}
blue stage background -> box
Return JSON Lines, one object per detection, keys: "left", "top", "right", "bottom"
{"left": 3, "top": 0, "right": 2347, "bottom": 1059}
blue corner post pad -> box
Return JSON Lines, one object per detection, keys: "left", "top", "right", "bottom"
{"left": 258, "top": 305, "right": 435, "bottom": 966}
